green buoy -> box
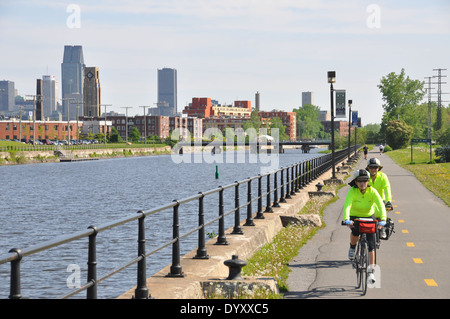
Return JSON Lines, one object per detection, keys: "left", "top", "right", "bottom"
{"left": 215, "top": 165, "right": 219, "bottom": 179}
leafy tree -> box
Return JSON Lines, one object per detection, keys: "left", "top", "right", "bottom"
{"left": 378, "top": 69, "right": 425, "bottom": 136}
{"left": 269, "top": 117, "right": 289, "bottom": 141}
{"left": 292, "top": 104, "right": 325, "bottom": 139}
{"left": 108, "top": 127, "right": 123, "bottom": 143}
{"left": 129, "top": 126, "right": 141, "bottom": 142}
{"left": 385, "top": 120, "right": 413, "bottom": 149}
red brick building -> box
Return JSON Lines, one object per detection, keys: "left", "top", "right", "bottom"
{"left": 259, "top": 111, "right": 297, "bottom": 141}
{"left": 0, "top": 119, "right": 80, "bottom": 141}
{"left": 182, "top": 97, "right": 213, "bottom": 118}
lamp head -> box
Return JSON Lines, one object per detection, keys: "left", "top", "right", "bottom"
{"left": 327, "top": 71, "right": 336, "bottom": 83}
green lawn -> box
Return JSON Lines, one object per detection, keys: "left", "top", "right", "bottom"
{"left": 385, "top": 145, "right": 450, "bottom": 206}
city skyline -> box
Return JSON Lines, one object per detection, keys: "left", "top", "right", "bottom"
{"left": 1, "top": 0, "right": 449, "bottom": 124}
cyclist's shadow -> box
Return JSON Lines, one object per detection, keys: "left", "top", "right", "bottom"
{"left": 286, "top": 260, "right": 363, "bottom": 299}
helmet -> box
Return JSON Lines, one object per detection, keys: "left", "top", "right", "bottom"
{"left": 366, "top": 158, "right": 383, "bottom": 170}
{"left": 349, "top": 169, "right": 370, "bottom": 187}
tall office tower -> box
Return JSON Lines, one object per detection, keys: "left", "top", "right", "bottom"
{"left": 0, "top": 80, "right": 15, "bottom": 112}
{"left": 83, "top": 67, "right": 101, "bottom": 117}
{"left": 302, "top": 91, "right": 314, "bottom": 106}
{"left": 36, "top": 79, "right": 44, "bottom": 120}
{"left": 42, "top": 75, "right": 58, "bottom": 119}
{"left": 157, "top": 68, "right": 177, "bottom": 116}
{"left": 61, "top": 45, "right": 85, "bottom": 120}
{"left": 255, "top": 91, "right": 260, "bottom": 111}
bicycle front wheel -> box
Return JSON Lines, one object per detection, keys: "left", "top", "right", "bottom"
{"left": 360, "top": 242, "right": 369, "bottom": 296}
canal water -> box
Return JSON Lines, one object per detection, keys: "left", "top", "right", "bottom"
{"left": 0, "top": 148, "right": 323, "bottom": 299}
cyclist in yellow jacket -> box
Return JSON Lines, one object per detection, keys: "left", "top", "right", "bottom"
{"left": 343, "top": 169, "right": 387, "bottom": 284}
{"left": 366, "top": 158, "right": 392, "bottom": 238}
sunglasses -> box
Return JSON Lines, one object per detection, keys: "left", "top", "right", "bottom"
{"left": 368, "top": 166, "right": 379, "bottom": 169}
{"left": 356, "top": 179, "right": 368, "bottom": 183}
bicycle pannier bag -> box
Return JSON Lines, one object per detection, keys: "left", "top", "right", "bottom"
{"left": 358, "top": 221, "right": 376, "bottom": 234}
{"left": 381, "top": 218, "right": 395, "bottom": 240}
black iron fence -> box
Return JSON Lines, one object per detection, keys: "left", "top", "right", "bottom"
{"left": 0, "top": 146, "right": 359, "bottom": 299}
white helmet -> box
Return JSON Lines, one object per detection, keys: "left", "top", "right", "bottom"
{"left": 366, "top": 157, "right": 383, "bottom": 170}
{"left": 349, "top": 169, "right": 370, "bottom": 187}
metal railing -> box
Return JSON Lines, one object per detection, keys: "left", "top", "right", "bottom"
{"left": 0, "top": 146, "right": 359, "bottom": 299}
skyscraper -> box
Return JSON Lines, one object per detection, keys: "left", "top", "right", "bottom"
{"left": 61, "top": 45, "right": 85, "bottom": 120}
{"left": 156, "top": 68, "right": 177, "bottom": 116}
{"left": 302, "top": 91, "right": 314, "bottom": 106}
{"left": 83, "top": 67, "right": 101, "bottom": 117}
{"left": 42, "top": 75, "right": 58, "bottom": 119}
{"left": 0, "top": 80, "right": 15, "bottom": 112}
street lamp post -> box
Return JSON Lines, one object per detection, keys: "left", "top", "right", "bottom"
{"left": 328, "top": 71, "right": 336, "bottom": 180}
{"left": 348, "top": 99, "right": 352, "bottom": 161}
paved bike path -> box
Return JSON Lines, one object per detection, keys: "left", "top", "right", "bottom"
{"left": 285, "top": 151, "right": 450, "bottom": 299}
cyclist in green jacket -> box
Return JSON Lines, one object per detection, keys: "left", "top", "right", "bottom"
{"left": 366, "top": 158, "right": 393, "bottom": 238}
{"left": 343, "top": 169, "right": 387, "bottom": 283}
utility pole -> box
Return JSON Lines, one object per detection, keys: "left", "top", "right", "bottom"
{"left": 139, "top": 106, "right": 150, "bottom": 144}
{"left": 101, "top": 104, "right": 112, "bottom": 145}
{"left": 121, "top": 107, "right": 133, "bottom": 143}
{"left": 25, "top": 94, "right": 39, "bottom": 146}
{"left": 432, "top": 68, "right": 448, "bottom": 131}
{"left": 62, "top": 97, "right": 75, "bottom": 142}
{"left": 424, "top": 77, "right": 434, "bottom": 140}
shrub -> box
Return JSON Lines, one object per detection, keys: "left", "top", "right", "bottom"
{"left": 386, "top": 120, "right": 413, "bottom": 150}
{"left": 435, "top": 145, "right": 450, "bottom": 163}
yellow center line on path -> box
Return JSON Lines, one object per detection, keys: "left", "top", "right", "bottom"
{"left": 424, "top": 279, "right": 438, "bottom": 287}
{"left": 398, "top": 220, "right": 405, "bottom": 223}
{"left": 402, "top": 229, "right": 409, "bottom": 233}
{"left": 406, "top": 242, "right": 415, "bottom": 247}
{"left": 413, "top": 258, "right": 423, "bottom": 263}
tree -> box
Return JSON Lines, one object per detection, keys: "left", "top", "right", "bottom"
{"left": 129, "top": 126, "right": 141, "bottom": 142}
{"left": 108, "top": 127, "right": 123, "bottom": 143}
{"left": 385, "top": 120, "right": 413, "bottom": 149}
{"left": 378, "top": 69, "right": 425, "bottom": 136}
{"left": 269, "top": 117, "right": 289, "bottom": 141}
{"left": 292, "top": 104, "right": 325, "bottom": 139}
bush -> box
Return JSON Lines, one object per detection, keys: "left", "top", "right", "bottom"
{"left": 435, "top": 145, "right": 450, "bottom": 163}
{"left": 386, "top": 120, "right": 413, "bottom": 149}
{"left": 383, "top": 144, "right": 392, "bottom": 152}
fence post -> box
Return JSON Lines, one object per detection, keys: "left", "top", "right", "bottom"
{"left": 167, "top": 201, "right": 185, "bottom": 277}
{"left": 285, "top": 166, "right": 291, "bottom": 199}
{"left": 280, "top": 167, "right": 286, "bottom": 203}
{"left": 216, "top": 187, "right": 229, "bottom": 245}
{"left": 290, "top": 166, "right": 296, "bottom": 196}
{"left": 8, "top": 248, "right": 22, "bottom": 299}
{"left": 273, "top": 170, "right": 280, "bottom": 207}
{"left": 194, "top": 192, "right": 209, "bottom": 259}
{"left": 255, "top": 175, "right": 264, "bottom": 219}
{"left": 232, "top": 182, "right": 243, "bottom": 234}
{"left": 87, "top": 226, "right": 98, "bottom": 299}
{"left": 135, "top": 211, "right": 149, "bottom": 299}
{"left": 244, "top": 178, "right": 255, "bottom": 226}
{"left": 264, "top": 174, "right": 273, "bottom": 212}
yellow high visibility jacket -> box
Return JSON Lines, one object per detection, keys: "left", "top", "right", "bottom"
{"left": 344, "top": 186, "right": 386, "bottom": 221}
{"left": 368, "top": 171, "right": 392, "bottom": 202}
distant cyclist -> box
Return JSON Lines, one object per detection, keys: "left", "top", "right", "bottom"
{"left": 366, "top": 158, "right": 393, "bottom": 238}
{"left": 363, "top": 144, "right": 368, "bottom": 160}
{"left": 343, "top": 169, "right": 387, "bottom": 284}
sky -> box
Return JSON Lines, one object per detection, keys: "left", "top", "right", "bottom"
{"left": 1, "top": 0, "right": 449, "bottom": 125}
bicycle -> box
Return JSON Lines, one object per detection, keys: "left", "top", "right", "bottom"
{"left": 342, "top": 218, "right": 379, "bottom": 295}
